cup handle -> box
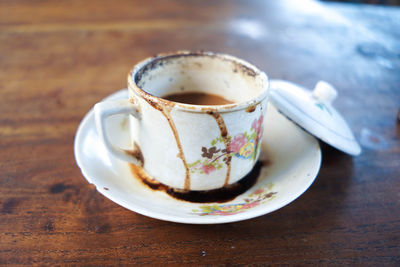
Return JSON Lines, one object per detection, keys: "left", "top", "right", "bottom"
{"left": 94, "top": 99, "right": 142, "bottom": 165}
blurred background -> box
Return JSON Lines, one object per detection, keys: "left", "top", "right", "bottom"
{"left": 323, "top": 0, "right": 400, "bottom": 4}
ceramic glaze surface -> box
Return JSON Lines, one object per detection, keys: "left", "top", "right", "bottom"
{"left": 269, "top": 80, "right": 361, "bottom": 156}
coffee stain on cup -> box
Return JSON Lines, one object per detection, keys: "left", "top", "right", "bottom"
{"left": 125, "top": 141, "right": 144, "bottom": 167}
{"left": 161, "top": 107, "right": 191, "bottom": 190}
{"left": 143, "top": 98, "right": 191, "bottom": 190}
{"left": 246, "top": 104, "right": 257, "bottom": 113}
{"left": 207, "top": 111, "right": 232, "bottom": 186}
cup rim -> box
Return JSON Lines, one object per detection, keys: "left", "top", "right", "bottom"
{"left": 127, "top": 51, "right": 269, "bottom": 113}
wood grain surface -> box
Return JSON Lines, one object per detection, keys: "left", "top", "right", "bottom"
{"left": 1, "top": 0, "right": 399, "bottom": 265}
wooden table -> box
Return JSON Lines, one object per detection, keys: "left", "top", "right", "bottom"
{"left": 1, "top": 0, "right": 399, "bottom": 265}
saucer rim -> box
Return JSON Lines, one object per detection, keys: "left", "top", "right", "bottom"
{"left": 74, "top": 89, "right": 322, "bottom": 224}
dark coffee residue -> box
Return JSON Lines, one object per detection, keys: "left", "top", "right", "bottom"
{"left": 144, "top": 97, "right": 164, "bottom": 111}
{"left": 237, "top": 63, "right": 257, "bottom": 77}
{"left": 246, "top": 105, "right": 257, "bottom": 113}
{"left": 125, "top": 142, "right": 144, "bottom": 167}
{"left": 135, "top": 52, "right": 259, "bottom": 86}
{"left": 129, "top": 160, "right": 269, "bottom": 203}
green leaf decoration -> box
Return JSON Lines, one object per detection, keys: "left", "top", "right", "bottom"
{"left": 188, "top": 159, "right": 201, "bottom": 168}
{"left": 191, "top": 182, "right": 277, "bottom": 216}
{"left": 199, "top": 205, "right": 219, "bottom": 213}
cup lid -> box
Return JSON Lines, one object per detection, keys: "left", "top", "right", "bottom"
{"left": 269, "top": 79, "right": 361, "bottom": 156}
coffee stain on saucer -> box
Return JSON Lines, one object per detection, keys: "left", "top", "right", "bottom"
{"left": 129, "top": 160, "right": 271, "bottom": 203}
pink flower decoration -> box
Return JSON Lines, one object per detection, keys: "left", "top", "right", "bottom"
{"left": 201, "top": 164, "right": 216, "bottom": 174}
{"left": 253, "top": 188, "right": 264, "bottom": 195}
{"left": 252, "top": 115, "right": 264, "bottom": 141}
{"left": 242, "top": 201, "right": 260, "bottom": 209}
{"left": 252, "top": 115, "right": 264, "bottom": 135}
{"left": 228, "top": 133, "right": 247, "bottom": 153}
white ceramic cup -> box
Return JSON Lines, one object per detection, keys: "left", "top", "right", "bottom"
{"left": 94, "top": 51, "right": 269, "bottom": 191}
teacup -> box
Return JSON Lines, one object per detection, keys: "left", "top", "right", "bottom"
{"left": 94, "top": 51, "right": 269, "bottom": 191}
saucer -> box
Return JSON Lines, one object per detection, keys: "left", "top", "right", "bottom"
{"left": 74, "top": 89, "right": 321, "bottom": 224}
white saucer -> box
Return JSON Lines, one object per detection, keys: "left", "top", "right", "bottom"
{"left": 74, "top": 89, "right": 321, "bottom": 224}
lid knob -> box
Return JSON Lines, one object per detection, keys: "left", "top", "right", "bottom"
{"left": 313, "top": 81, "right": 338, "bottom": 104}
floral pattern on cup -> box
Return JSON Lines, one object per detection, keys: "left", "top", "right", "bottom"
{"left": 188, "top": 115, "right": 264, "bottom": 175}
{"left": 192, "top": 183, "right": 277, "bottom": 216}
